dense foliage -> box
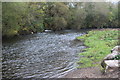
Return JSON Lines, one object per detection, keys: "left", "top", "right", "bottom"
{"left": 76, "top": 29, "right": 119, "bottom": 68}
{"left": 2, "top": 2, "right": 119, "bottom": 37}
{"left": 2, "top": 2, "right": 45, "bottom": 37}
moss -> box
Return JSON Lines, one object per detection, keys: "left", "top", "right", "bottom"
{"left": 77, "top": 29, "right": 119, "bottom": 68}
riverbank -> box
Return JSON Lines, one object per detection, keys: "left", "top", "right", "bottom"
{"left": 62, "top": 67, "right": 119, "bottom": 78}
{"left": 62, "top": 29, "right": 119, "bottom": 78}
{"left": 77, "top": 29, "right": 119, "bottom": 68}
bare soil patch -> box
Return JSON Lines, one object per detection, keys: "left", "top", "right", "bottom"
{"left": 62, "top": 67, "right": 119, "bottom": 78}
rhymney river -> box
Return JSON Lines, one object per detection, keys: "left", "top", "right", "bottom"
{"left": 2, "top": 30, "right": 86, "bottom": 79}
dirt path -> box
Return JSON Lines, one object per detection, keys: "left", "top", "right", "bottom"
{"left": 61, "top": 67, "right": 119, "bottom": 78}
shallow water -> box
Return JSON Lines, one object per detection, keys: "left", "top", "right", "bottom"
{"left": 2, "top": 30, "right": 86, "bottom": 79}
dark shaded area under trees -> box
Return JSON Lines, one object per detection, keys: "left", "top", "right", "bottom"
{"left": 2, "top": 2, "right": 119, "bottom": 37}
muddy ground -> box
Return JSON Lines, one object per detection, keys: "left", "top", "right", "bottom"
{"left": 61, "top": 67, "right": 119, "bottom": 78}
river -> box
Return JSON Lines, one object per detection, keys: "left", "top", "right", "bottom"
{"left": 2, "top": 30, "right": 86, "bottom": 79}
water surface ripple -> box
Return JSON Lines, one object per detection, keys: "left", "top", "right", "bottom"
{"left": 2, "top": 30, "right": 86, "bottom": 79}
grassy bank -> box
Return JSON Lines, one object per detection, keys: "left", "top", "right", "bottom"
{"left": 76, "top": 29, "right": 119, "bottom": 68}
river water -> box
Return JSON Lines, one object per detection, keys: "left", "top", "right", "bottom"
{"left": 2, "top": 30, "right": 86, "bottom": 79}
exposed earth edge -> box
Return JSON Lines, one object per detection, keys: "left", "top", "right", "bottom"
{"left": 61, "top": 67, "right": 119, "bottom": 78}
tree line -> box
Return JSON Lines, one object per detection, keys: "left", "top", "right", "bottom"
{"left": 2, "top": 2, "right": 119, "bottom": 37}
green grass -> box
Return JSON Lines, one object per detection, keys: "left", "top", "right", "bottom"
{"left": 76, "top": 29, "right": 119, "bottom": 68}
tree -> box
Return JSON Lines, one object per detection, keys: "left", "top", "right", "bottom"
{"left": 2, "top": 2, "right": 28, "bottom": 36}
{"left": 2, "top": 2, "right": 46, "bottom": 37}
{"left": 44, "top": 2, "right": 69, "bottom": 31}
{"left": 18, "top": 2, "right": 46, "bottom": 34}
{"left": 2, "top": 2, "right": 119, "bottom": 37}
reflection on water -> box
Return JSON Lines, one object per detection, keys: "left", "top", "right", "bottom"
{"left": 2, "top": 30, "right": 86, "bottom": 79}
